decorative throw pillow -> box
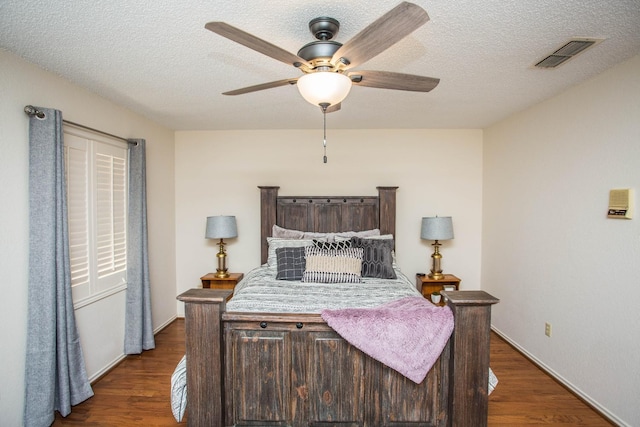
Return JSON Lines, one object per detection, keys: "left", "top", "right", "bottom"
{"left": 266, "top": 237, "right": 314, "bottom": 267}
{"left": 301, "top": 246, "right": 364, "bottom": 284}
{"left": 313, "top": 239, "right": 352, "bottom": 250}
{"left": 275, "top": 246, "right": 306, "bottom": 280}
{"left": 350, "top": 237, "right": 397, "bottom": 279}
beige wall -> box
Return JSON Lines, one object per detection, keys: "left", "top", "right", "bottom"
{"left": 174, "top": 128, "right": 484, "bottom": 314}
{"left": 483, "top": 54, "right": 640, "bottom": 426}
{"left": 0, "top": 49, "right": 177, "bottom": 424}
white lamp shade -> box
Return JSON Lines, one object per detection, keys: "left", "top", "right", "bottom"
{"left": 297, "top": 72, "right": 352, "bottom": 107}
{"left": 205, "top": 216, "right": 237, "bottom": 239}
{"left": 421, "top": 216, "right": 454, "bottom": 241}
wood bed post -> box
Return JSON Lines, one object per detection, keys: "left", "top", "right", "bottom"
{"left": 377, "top": 186, "right": 398, "bottom": 237}
{"left": 444, "top": 290, "right": 499, "bottom": 427}
{"left": 258, "top": 186, "right": 279, "bottom": 265}
{"left": 177, "top": 289, "right": 232, "bottom": 427}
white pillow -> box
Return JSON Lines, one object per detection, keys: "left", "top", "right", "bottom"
{"left": 273, "top": 225, "right": 381, "bottom": 239}
{"left": 266, "top": 237, "right": 314, "bottom": 267}
{"left": 335, "top": 232, "right": 390, "bottom": 242}
{"left": 363, "top": 233, "right": 392, "bottom": 239}
{"left": 272, "top": 224, "right": 305, "bottom": 239}
{"left": 271, "top": 225, "right": 339, "bottom": 242}
{"left": 335, "top": 229, "right": 381, "bottom": 238}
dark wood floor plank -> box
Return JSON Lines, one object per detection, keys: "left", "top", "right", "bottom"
{"left": 53, "top": 319, "right": 612, "bottom": 426}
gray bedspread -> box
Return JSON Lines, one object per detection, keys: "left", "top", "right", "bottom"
{"left": 227, "top": 264, "right": 421, "bottom": 313}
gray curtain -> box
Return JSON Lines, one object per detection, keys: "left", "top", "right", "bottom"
{"left": 24, "top": 108, "right": 93, "bottom": 426}
{"left": 124, "top": 139, "right": 155, "bottom": 354}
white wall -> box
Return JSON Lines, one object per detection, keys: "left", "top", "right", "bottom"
{"left": 7, "top": 41, "right": 635, "bottom": 426}
{"left": 175, "top": 129, "right": 483, "bottom": 315}
{"left": 0, "top": 49, "right": 177, "bottom": 425}
{"left": 483, "top": 54, "right": 640, "bottom": 426}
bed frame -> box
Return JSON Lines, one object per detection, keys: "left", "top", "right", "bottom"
{"left": 178, "top": 186, "right": 498, "bottom": 427}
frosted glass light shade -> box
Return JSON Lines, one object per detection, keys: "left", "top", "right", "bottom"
{"left": 297, "top": 72, "right": 352, "bottom": 107}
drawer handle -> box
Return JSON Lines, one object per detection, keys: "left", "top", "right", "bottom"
{"left": 260, "top": 321, "right": 267, "bottom": 329}
{"left": 296, "top": 322, "right": 303, "bottom": 329}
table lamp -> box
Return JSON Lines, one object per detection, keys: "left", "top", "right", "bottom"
{"left": 205, "top": 216, "right": 237, "bottom": 278}
{"left": 420, "top": 216, "right": 454, "bottom": 280}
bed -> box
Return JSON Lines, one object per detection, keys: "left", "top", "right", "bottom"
{"left": 177, "top": 186, "right": 499, "bottom": 427}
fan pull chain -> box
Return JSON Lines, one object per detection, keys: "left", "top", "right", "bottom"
{"left": 322, "top": 107, "right": 327, "bottom": 163}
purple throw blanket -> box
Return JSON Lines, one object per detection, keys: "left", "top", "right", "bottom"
{"left": 321, "top": 296, "right": 454, "bottom": 384}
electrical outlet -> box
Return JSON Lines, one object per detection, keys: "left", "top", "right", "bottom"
{"left": 545, "top": 322, "right": 552, "bottom": 337}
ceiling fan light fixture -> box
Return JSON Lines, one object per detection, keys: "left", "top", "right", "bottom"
{"left": 297, "top": 72, "right": 352, "bottom": 107}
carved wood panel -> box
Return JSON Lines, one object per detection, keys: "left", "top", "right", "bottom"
{"left": 378, "top": 343, "right": 450, "bottom": 426}
{"left": 276, "top": 197, "right": 380, "bottom": 235}
{"left": 226, "top": 329, "right": 291, "bottom": 425}
{"left": 306, "top": 331, "right": 365, "bottom": 425}
{"left": 340, "top": 200, "right": 378, "bottom": 232}
{"left": 277, "top": 201, "right": 309, "bottom": 232}
{"left": 224, "top": 320, "right": 449, "bottom": 427}
{"left": 311, "top": 203, "right": 343, "bottom": 232}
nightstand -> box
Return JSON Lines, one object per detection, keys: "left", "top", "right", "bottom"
{"left": 201, "top": 272, "right": 244, "bottom": 292}
{"left": 416, "top": 274, "right": 461, "bottom": 306}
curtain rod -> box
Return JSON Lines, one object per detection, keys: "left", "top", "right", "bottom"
{"left": 24, "top": 105, "right": 137, "bottom": 146}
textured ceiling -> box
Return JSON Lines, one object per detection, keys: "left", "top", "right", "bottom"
{"left": 1, "top": 1, "right": 639, "bottom": 130}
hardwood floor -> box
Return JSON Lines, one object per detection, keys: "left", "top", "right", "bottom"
{"left": 53, "top": 319, "right": 613, "bottom": 426}
{"left": 488, "top": 334, "right": 613, "bottom": 426}
{"left": 53, "top": 320, "right": 187, "bottom": 426}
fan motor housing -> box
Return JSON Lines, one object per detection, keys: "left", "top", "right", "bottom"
{"left": 298, "top": 17, "right": 343, "bottom": 68}
{"left": 297, "top": 40, "right": 342, "bottom": 63}
{"left": 308, "top": 17, "right": 339, "bottom": 40}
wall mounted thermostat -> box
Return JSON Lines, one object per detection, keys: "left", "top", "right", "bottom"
{"left": 607, "top": 188, "right": 633, "bottom": 219}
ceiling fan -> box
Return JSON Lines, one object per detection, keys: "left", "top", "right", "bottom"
{"left": 205, "top": 1, "right": 440, "bottom": 113}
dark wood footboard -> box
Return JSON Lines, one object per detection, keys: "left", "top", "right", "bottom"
{"left": 178, "top": 290, "right": 498, "bottom": 427}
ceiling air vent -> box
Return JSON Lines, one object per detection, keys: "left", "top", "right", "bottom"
{"left": 534, "top": 38, "right": 603, "bottom": 68}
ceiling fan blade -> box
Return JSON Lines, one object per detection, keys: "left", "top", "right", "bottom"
{"left": 349, "top": 70, "right": 439, "bottom": 92}
{"left": 205, "top": 22, "right": 311, "bottom": 70}
{"left": 331, "top": 2, "right": 429, "bottom": 69}
{"left": 223, "top": 78, "right": 298, "bottom": 96}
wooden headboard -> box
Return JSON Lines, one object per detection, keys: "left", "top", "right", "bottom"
{"left": 258, "top": 186, "right": 398, "bottom": 264}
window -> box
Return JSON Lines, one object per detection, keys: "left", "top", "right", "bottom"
{"left": 64, "top": 125, "right": 128, "bottom": 306}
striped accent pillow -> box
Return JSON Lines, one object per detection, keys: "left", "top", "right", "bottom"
{"left": 302, "top": 246, "right": 364, "bottom": 284}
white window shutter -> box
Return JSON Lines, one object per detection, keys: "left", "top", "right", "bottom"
{"left": 64, "top": 126, "right": 128, "bottom": 304}
{"left": 64, "top": 135, "right": 91, "bottom": 301}
{"left": 95, "top": 152, "right": 127, "bottom": 278}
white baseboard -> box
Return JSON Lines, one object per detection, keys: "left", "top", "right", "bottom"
{"left": 154, "top": 315, "right": 178, "bottom": 334}
{"left": 89, "top": 315, "right": 179, "bottom": 384}
{"left": 88, "top": 354, "right": 127, "bottom": 384}
{"left": 491, "top": 327, "right": 626, "bottom": 427}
